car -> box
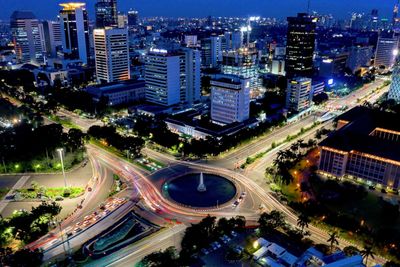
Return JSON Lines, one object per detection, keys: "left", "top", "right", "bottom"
{"left": 213, "top": 241, "right": 221, "bottom": 248}
{"left": 74, "top": 228, "right": 82, "bottom": 233}
{"left": 66, "top": 232, "right": 73, "bottom": 237}
{"left": 201, "top": 248, "right": 209, "bottom": 255}
{"left": 49, "top": 238, "right": 59, "bottom": 246}
{"left": 230, "top": 231, "right": 238, "bottom": 237}
{"left": 223, "top": 234, "right": 231, "bottom": 242}
{"left": 219, "top": 236, "right": 228, "bottom": 244}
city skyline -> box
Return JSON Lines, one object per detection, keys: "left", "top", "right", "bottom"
{"left": 0, "top": 0, "right": 397, "bottom": 20}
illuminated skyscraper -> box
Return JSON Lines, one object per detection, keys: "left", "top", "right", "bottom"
{"left": 128, "top": 10, "right": 139, "bottom": 28}
{"left": 388, "top": 60, "right": 400, "bottom": 102}
{"left": 95, "top": 0, "right": 118, "bottom": 28}
{"left": 59, "top": 2, "right": 90, "bottom": 64}
{"left": 145, "top": 47, "right": 200, "bottom": 106}
{"left": 211, "top": 75, "right": 250, "bottom": 125}
{"left": 39, "top": 20, "right": 62, "bottom": 58}
{"left": 285, "top": 13, "right": 316, "bottom": 78}
{"left": 374, "top": 34, "right": 399, "bottom": 71}
{"left": 10, "top": 11, "right": 43, "bottom": 64}
{"left": 94, "top": 28, "right": 130, "bottom": 83}
{"left": 285, "top": 77, "right": 312, "bottom": 113}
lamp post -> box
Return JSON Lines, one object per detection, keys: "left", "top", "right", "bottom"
{"left": 57, "top": 148, "right": 67, "bottom": 188}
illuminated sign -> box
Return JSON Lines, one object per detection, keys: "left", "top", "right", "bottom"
{"left": 150, "top": 48, "right": 168, "bottom": 54}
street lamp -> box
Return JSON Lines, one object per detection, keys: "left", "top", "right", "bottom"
{"left": 57, "top": 148, "right": 67, "bottom": 188}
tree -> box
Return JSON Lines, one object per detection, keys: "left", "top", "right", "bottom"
{"left": 200, "top": 215, "right": 216, "bottom": 238}
{"left": 360, "top": 245, "right": 375, "bottom": 266}
{"left": 0, "top": 248, "right": 43, "bottom": 267}
{"left": 66, "top": 128, "right": 85, "bottom": 151}
{"left": 327, "top": 231, "right": 339, "bottom": 253}
{"left": 297, "top": 213, "right": 311, "bottom": 233}
{"left": 258, "top": 210, "right": 286, "bottom": 234}
{"left": 140, "top": 246, "right": 179, "bottom": 267}
{"left": 343, "top": 246, "right": 360, "bottom": 257}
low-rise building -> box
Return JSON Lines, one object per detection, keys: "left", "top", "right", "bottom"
{"left": 86, "top": 79, "right": 145, "bottom": 106}
{"left": 318, "top": 107, "right": 400, "bottom": 190}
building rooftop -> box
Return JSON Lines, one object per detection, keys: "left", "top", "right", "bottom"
{"left": 10, "top": 11, "right": 36, "bottom": 20}
{"left": 86, "top": 79, "right": 145, "bottom": 95}
{"left": 320, "top": 106, "right": 400, "bottom": 162}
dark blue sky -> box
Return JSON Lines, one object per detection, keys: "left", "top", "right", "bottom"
{"left": 0, "top": 0, "right": 395, "bottom": 20}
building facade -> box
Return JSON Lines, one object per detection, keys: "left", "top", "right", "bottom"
{"left": 285, "top": 13, "right": 316, "bottom": 78}
{"left": 221, "top": 45, "right": 261, "bottom": 97}
{"left": 388, "top": 60, "right": 400, "bottom": 102}
{"left": 95, "top": 0, "right": 118, "bottom": 28}
{"left": 201, "top": 35, "right": 223, "bottom": 68}
{"left": 346, "top": 45, "right": 373, "bottom": 74}
{"left": 59, "top": 3, "right": 90, "bottom": 64}
{"left": 318, "top": 107, "right": 400, "bottom": 190}
{"left": 86, "top": 79, "right": 145, "bottom": 106}
{"left": 285, "top": 77, "right": 312, "bottom": 113}
{"left": 10, "top": 11, "right": 43, "bottom": 64}
{"left": 145, "top": 47, "right": 200, "bottom": 106}
{"left": 94, "top": 28, "right": 130, "bottom": 83}
{"left": 374, "top": 35, "right": 399, "bottom": 71}
{"left": 127, "top": 10, "right": 139, "bottom": 28}
{"left": 211, "top": 75, "right": 250, "bottom": 125}
{"left": 39, "top": 20, "right": 62, "bottom": 58}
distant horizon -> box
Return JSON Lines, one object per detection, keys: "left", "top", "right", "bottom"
{"left": 0, "top": 0, "right": 396, "bottom": 21}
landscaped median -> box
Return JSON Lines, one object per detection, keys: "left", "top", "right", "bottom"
{"left": 240, "top": 121, "right": 321, "bottom": 169}
{"left": 12, "top": 183, "right": 84, "bottom": 201}
{"left": 89, "top": 138, "right": 165, "bottom": 173}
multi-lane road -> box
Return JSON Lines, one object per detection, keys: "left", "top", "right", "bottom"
{"left": 23, "top": 78, "right": 390, "bottom": 265}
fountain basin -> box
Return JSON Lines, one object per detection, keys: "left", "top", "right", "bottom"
{"left": 163, "top": 173, "right": 237, "bottom": 208}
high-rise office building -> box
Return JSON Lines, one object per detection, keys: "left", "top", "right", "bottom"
{"left": 285, "top": 77, "right": 312, "bottom": 113}
{"left": 346, "top": 45, "right": 373, "bottom": 74}
{"left": 224, "top": 31, "right": 243, "bottom": 51}
{"left": 95, "top": 0, "right": 118, "bottom": 28}
{"left": 388, "top": 60, "right": 400, "bottom": 102}
{"left": 59, "top": 3, "right": 90, "bottom": 64}
{"left": 221, "top": 44, "right": 260, "bottom": 97}
{"left": 285, "top": 13, "right": 316, "bottom": 78}
{"left": 39, "top": 20, "right": 62, "bottom": 58}
{"left": 10, "top": 11, "right": 43, "bottom": 64}
{"left": 145, "top": 47, "right": 200, "bottom": 106}
{"left": 201, "top": 35, "right": 223, "bottom": 68}
{"left": 374, "top": 34, "right": 399, "bottom": 71}
{"left": 117, "top": 13, "right": 127, "bottom": 28}
{"left": 127, "top": 10, "right": 139, "bottom": 28}
{"left": 94, "top": 28, "right": 130, "bottom": 84}
{"left": 393, "top": 0, "right": 400, "bottom": 31}
{"left": 210, "top": 75, "right": 250, "bottom": 125}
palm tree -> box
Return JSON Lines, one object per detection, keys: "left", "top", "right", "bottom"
{"left": 297, "top": 213, "right": 311, "bottom": 234}
{"left": 327, "top": 232, "right": 339, "bottom": 253}
{"left": 360, "top": 245, "right": 375, "bottom": 266}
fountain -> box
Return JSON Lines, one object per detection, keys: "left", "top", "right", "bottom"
{"left": 197, "top": 172, "right": 207, "bottom": 192}
{"left": 165, "top": 173, "right": 236, "bottom": 208}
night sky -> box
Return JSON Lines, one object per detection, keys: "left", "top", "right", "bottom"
{"left": 0, "top": 0, "right": 396, "bottom": 20}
